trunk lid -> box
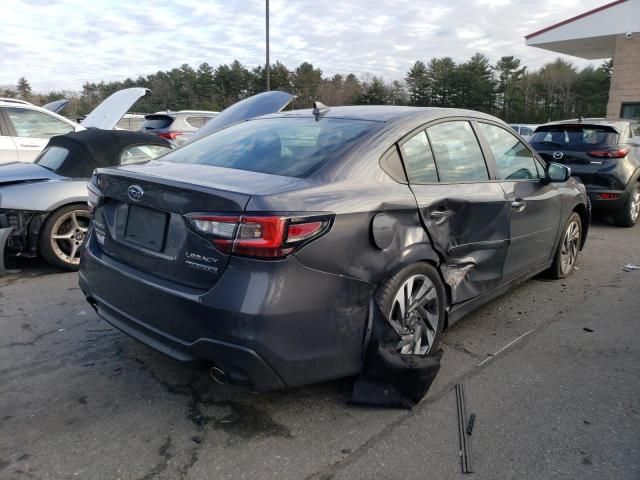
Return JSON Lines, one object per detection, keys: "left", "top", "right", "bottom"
{"left": 81, "top": 88, "right": 150, "bottom": 130}
{"left": 92, "top": 164, "right": 255, "bottom": 291}
{"left": 186, "top": 91, "right": 294, "bottom": 144}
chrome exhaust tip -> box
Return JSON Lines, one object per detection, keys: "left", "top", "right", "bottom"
{"left": 209, "top": 366, "right": 228, "bottom": 385}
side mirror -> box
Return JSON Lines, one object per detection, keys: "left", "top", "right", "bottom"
{"left": 547, "top": 162, "right": 571, "bottom": 182}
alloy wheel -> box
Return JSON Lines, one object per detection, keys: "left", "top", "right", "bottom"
{"left": 630, "top": 185, "right": 640, "bottom": 223}
{"left": 388, "top": 274, "right": 439, "bottom": 355}
{"left": 559, "top": 220, "right": 580, "bottom": 275}
{"left": 50, "top": 210, "right": 91, "bottom": 265}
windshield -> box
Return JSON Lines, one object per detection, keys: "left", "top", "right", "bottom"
{"left": 166, "top": 117, "right": 378, "bottom": 177}
{"left": 530, "top": 125, "right": 619, "bottom": 149}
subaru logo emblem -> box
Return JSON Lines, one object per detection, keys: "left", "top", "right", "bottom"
{"left": 127, "top": 185, "right": 144, "bottom": 202}
{"left": 553, "top": 151, "right": 564, "bottom": 160}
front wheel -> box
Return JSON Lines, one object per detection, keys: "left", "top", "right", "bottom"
{"left": 550, "top": 212, "right": 582, "bottom": 279}
{"left": 375, "top": 263, "right": 446, "bottom": 355}
{"left": 613, "top": 182, "right": 640, "bottom": 227}
{"left": 39, "top": 204, "right": 91, "bottom": 271}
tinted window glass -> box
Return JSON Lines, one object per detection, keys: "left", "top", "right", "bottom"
{"left": 166, "top": 117, "right": 377, "bottom": 178}
{"left": 479, "top": 123, "right": 540, "bottom": 180}
{"left": 400, "top": 130, "right": 438, "bottom": 183}
{"left": 35, "top": 146, "right": 70, "bottom": 170}
{"left": 6, "top": 107, "right": 74, "bottom": 138}
{"left": 530, "top": 125, "right": 618, "bottom": 148}
{"left": 120, "top": 145, "right": 172, "bottom": 165}
{"left": 142, "top": 115, "right": 174, "bottom": 130}
{"left": 426, "top": 121, "right": 488, "bottom": 182}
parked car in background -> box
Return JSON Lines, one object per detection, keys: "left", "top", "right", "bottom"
{"left": 116, "top": 113, "right": 146, "bottom": 131}
{"left": 0, "top": 88, "right": 151, "bottom": 164}
{"left": 529, "top": 118, "right": 640, "bottom": 227}
{"left": 140, "top": 110, "right": 219, "bottom": 145}
{"left": 509, "top": 124, "right": 538, "bottom": 140}
{"left": 0, "top": 130, "right": 172, "bottom": 270}
{"left": 80, "top": 105, "right": 590, "bottom": 391}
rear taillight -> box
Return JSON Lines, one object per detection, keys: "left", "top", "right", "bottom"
{"left": 588, "top": 147, "right": 630, "bottom": 158}
{"left": 188, "top": 214, "right": 332, "bottom": 259}
{"left": 598, "top": 193, "right": 620, "bottom": 200}
{"left": 87, "top": 183, "right": 102, "bottom": 213}
{"left": 157, "top": 132, "right": 183, "bottom": 140}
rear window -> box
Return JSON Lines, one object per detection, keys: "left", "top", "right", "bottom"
{"left": 142, "top": 115, "right": 174, "bottom": 130}
{"left": 530, "top": 125, "right": 619, "bottom": 148}
{"left": 35, "top": 146, "right": 70, "bottom": 171}
{"left": 165, "top": 117, "right": 378, "bottom": 177}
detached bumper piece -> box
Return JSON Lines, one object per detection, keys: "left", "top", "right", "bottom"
{"left": 351, "top": 302, "right": 443, "bottom": 408}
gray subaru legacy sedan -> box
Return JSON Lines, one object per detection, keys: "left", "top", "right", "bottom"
{"left": 79, "top": 105, "right": 590, "bottom": 390}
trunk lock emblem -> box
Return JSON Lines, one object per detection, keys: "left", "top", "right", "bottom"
{"left": 127, "top": 185, "right": 144, "bottom": 201}
{"left": 553, "top": 151, "right": 564, "bottom": 160}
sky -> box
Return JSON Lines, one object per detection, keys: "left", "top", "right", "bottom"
{"left": 0, "top": 0, "right": 611, "bottom": 93}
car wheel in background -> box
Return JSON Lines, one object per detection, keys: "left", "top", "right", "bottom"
{"left": 376, "top": 262, "right": 446, "bottom": 355}
{"left": 613, "top": 182, "right": 640, "bottom": 228}
{"left": 550, "top": 212, "right": 582, "bottom": 279}
{"left": 39, "top": 203, "right": 91, "bottom": 271}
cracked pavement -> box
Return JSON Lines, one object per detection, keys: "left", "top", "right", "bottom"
{"left": 1, "top": 216, "right": 639, "bottom": 479}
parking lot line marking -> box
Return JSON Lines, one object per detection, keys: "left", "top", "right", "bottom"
{"left": 476, "top": 329, "right": 536, "bottom": 367}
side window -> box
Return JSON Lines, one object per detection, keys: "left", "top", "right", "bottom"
{"left": 5, "top": 107, "right": 74, "bottom": 138}
{"left": 399, "top": 130, "right": 438, "bottom": 183}
{"left": 426, "top": 121, "right": 488, "bottom": 182}
{"left": 478, "top": 123, "right": 540, "bottom": 180}
{"left": 120, "top": 144, "right": 172, "bottom": 165}
{"left": 186, "top": 116, "right": 206, "bottom": 128}
{"left": 521, "top": 127, "right": 533, "bottom": 137}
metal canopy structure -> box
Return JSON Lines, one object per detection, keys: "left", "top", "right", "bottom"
{"left": 525, "top": 0, "right": 639, "bottom": 59}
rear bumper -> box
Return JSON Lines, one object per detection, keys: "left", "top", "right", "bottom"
{"left": 79, "top": 232, "right": 373, "bottom": 390}
{"left": 586, "top": 186, "right": 629, "bottom": 210}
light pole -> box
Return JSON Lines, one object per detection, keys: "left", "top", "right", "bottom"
{"left": 266, "top": 0, "right": 270, "bottom": 91}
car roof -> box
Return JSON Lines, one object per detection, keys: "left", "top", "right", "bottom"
{"left": 0, "top": 101, "right": 82, "bottom": 127}
{"left": 0, "top": 98, "right": 33, "bottom": 106}
{"left": 260, "top": 105, "right": 499, "bottom": 124}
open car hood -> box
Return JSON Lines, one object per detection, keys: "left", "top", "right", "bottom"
{"left": 81, "top": 87, "right": 150, "bottom": 130}
{"left": 0, "top": 162, "right": 61, "bottom": 186}
{"left": 43, "top": 99, "right": 70, "bottom": 114}
{"left": 186, "top": 91, "right": 294, "bottom": 144}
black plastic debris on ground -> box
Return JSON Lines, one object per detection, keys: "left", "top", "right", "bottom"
{"left": 351, "top": 303, "right": 443, "bottom": 409}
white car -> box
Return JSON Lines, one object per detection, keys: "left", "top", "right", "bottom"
{"left": 509, "top": 124, "right": 539, "bottom": 141}
{"left": 0, "top": 88, "right": 150, "bottom": 164}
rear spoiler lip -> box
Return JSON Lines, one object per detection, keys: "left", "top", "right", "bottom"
{"left": 534, "top": 123, "right": 621, "bottom": 134}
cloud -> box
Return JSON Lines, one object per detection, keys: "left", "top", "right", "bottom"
{"left": 0, "top": 0, "right": 607, "bottom": 92}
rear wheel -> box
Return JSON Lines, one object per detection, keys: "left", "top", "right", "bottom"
{"left": 550, "top": 212, "right": 582, "bottom": 279}
{"left": 39, "top": 204, "right": 91, "bottom": 271}
{"left": 613, "top": 182, "right": 640, "bottom": 227}
{"left": 376, "top": 263, "right": 446, "bottom": 355}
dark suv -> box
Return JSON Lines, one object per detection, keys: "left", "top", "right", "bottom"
{"left": 530, "top": 119, "right": 640, "bottom": 227}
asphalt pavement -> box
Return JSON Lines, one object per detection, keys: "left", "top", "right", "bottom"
{"left": 0, "top": 215, "right": 638, "bottom": 480}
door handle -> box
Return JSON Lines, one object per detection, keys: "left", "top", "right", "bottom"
{"left": 429, "top": 210, "right": 453, "bottom": 224}
{"left": 19, "top": 143, "right": 39, "bottom": 148}
{"left": 511, "top": 199, "right": 526, "bottom": 212}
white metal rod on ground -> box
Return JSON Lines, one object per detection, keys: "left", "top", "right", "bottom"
{"left": 476, "top": 329, "right": 536, "bottom": 367}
